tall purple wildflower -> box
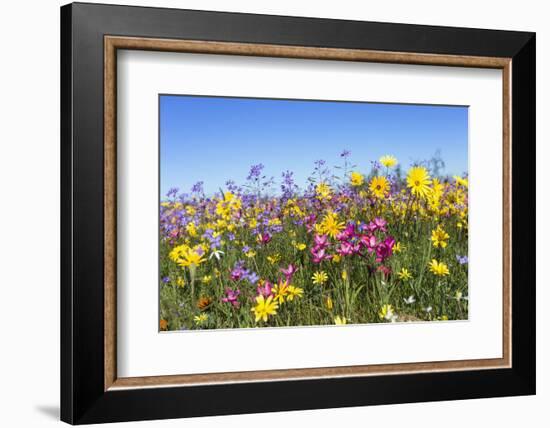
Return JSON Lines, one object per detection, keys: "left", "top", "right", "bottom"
{"left": 281, "top": 170, "right": 298, "bottom": 199}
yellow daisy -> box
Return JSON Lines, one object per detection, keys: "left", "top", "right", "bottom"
{"left": 312, "top": 271, "right": 328, "bottom": 285}
{"left": 350, "top": 171, "right": 365, "bottom": 187}
{"left": 193, "top": 313, "right": 209, "bottom": 325}
{"left": 319, "top": 211, "right": 345, "bottom": 239}
{"left": 272, "top": 281, "right": 290, "bottom": 304}
{"left": 369, "top": 176, "right": 390, "bottom": 198}
{"left": 287, "top": 285, "right": 304, "bottom": 301}
{"left": 407, "top": 166, "right": 432, "bottom": 199}
{"left": 429, "top": 259, "right": 450, "bottom": 276}
{"left": 251, "top": 295, "right": 278, "bottom": 322}
{"left": 431, "top": 225, "right": 450, "bottom": 248}
{"left": 315, "top": 182, "right": 332, "bottom": 200}
{"left": 397, "top": 268, "right": 412, "bottom": 281}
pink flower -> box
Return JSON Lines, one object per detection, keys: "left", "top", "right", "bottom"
{"left": 257, "top": 281, "right": 273, "bottom": 297}
{"left": 337, "top": 241, "right": 354, "bottom": 256}
{"left": 360, "top": 234, "right": 378, "bottom": 253}
{"left": 313, "top": 234, "right": 329, "bottom": 249}
{"left": 367, "top": 217, "right": 387, "bottom": 233}
{"left": 281, "top": 264, "right": 297, "bottom": 281}
{"left": 311, "top": 247, "right": 332, "bottom": 264}
{"left": 221, "top": 288, "right": 241, "bottom": 307}
{"left": 305, "top": 214, "right": 317, "bottom": 232}
{"left": 377, "top": 265, "right": 392, "bottom": 277}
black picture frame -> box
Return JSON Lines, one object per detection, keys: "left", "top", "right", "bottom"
{"left": 61, "top": 2, "right": 535, "bottom": 424}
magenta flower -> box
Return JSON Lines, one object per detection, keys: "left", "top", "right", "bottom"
{"left": 375, "top": 236, "right": 395, "bottom": 263}
{"left": 281, "top": 264, "right": 297, "bottom": 281}
{"left": 336, "top": 223, "right": 356, "bottom": 241}
{"left": 221, "top": 288, "right": 241, "bottom": 307}
{"left": 384, "top": 236, "right": 396, "bottom": 249}
{"left": 337, "top": 241, "right": 355, "bottom": 256}
{"left": 256, "top": 232, "right": 272, "bottom": 244}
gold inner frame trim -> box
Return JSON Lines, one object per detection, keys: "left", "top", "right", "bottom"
{"left": 104, "top": 35, "right": 512, "bottom": 391}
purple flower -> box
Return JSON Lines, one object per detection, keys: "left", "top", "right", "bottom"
{"left": 166, "top": 187, "right": 179, "bottom": 198}
{"left": 162, "top": 276, "right": 170, "bottom": 283}
{"left": 456, "top": 255, "right": 468, "bottom": 265}
{"left": 210, "top": 235, "right": 222, "bottom": 249}
{"left": 225, "top": 179, "right": 239, "bottom": 193}
{"left": 177, "top": 192, "right": 189, "bottom": 203}
{"left": 247, "top": 163, "right": 264, "bottom": 181}
{"left": 340, "top": 149, "right": 351, "bottom": 158}
{"left": 281, "top": 170, "right": 298, "bottom": 199}
{"left": 191, "top": 181, "right": 204, "bottom": 194}
{"left": 203, "top": 229, "right": 221, "bottom": 249}
{"left": 245, "top": 271, "right": 260, "bottom": 285}
{"left": 230, "top": 261, "right": 259, "bottom": 285}
{"left": 230, "top": 261, "right": 246, "bottom": 281}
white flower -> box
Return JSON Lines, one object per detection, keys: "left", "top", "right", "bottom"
{"left": 209, "top": 250, "right": 224, "bottom": 261}
{"left": 424, "top": 306, "right": 432, "bottom": 313}
{"left": 383, "top": 306, "right": 398, "bottom": 322}
{"left": 404, "top": 295, "right": 416, "bottom": 304}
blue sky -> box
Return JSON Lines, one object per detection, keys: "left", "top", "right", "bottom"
{"left": 160, "top": 95, "right": 468, "bottom": 197}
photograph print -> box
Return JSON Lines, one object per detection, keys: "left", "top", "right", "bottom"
{"left": 159, "top": 95, "right": 469, "bottom": 331}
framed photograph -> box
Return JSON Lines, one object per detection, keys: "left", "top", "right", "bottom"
{"left": 61, "top": 2, "right": 535, "bottom": 424}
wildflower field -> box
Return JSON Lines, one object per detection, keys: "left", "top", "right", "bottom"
{"left": 159, "top": 152, "right": 469, "bottom": 331}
